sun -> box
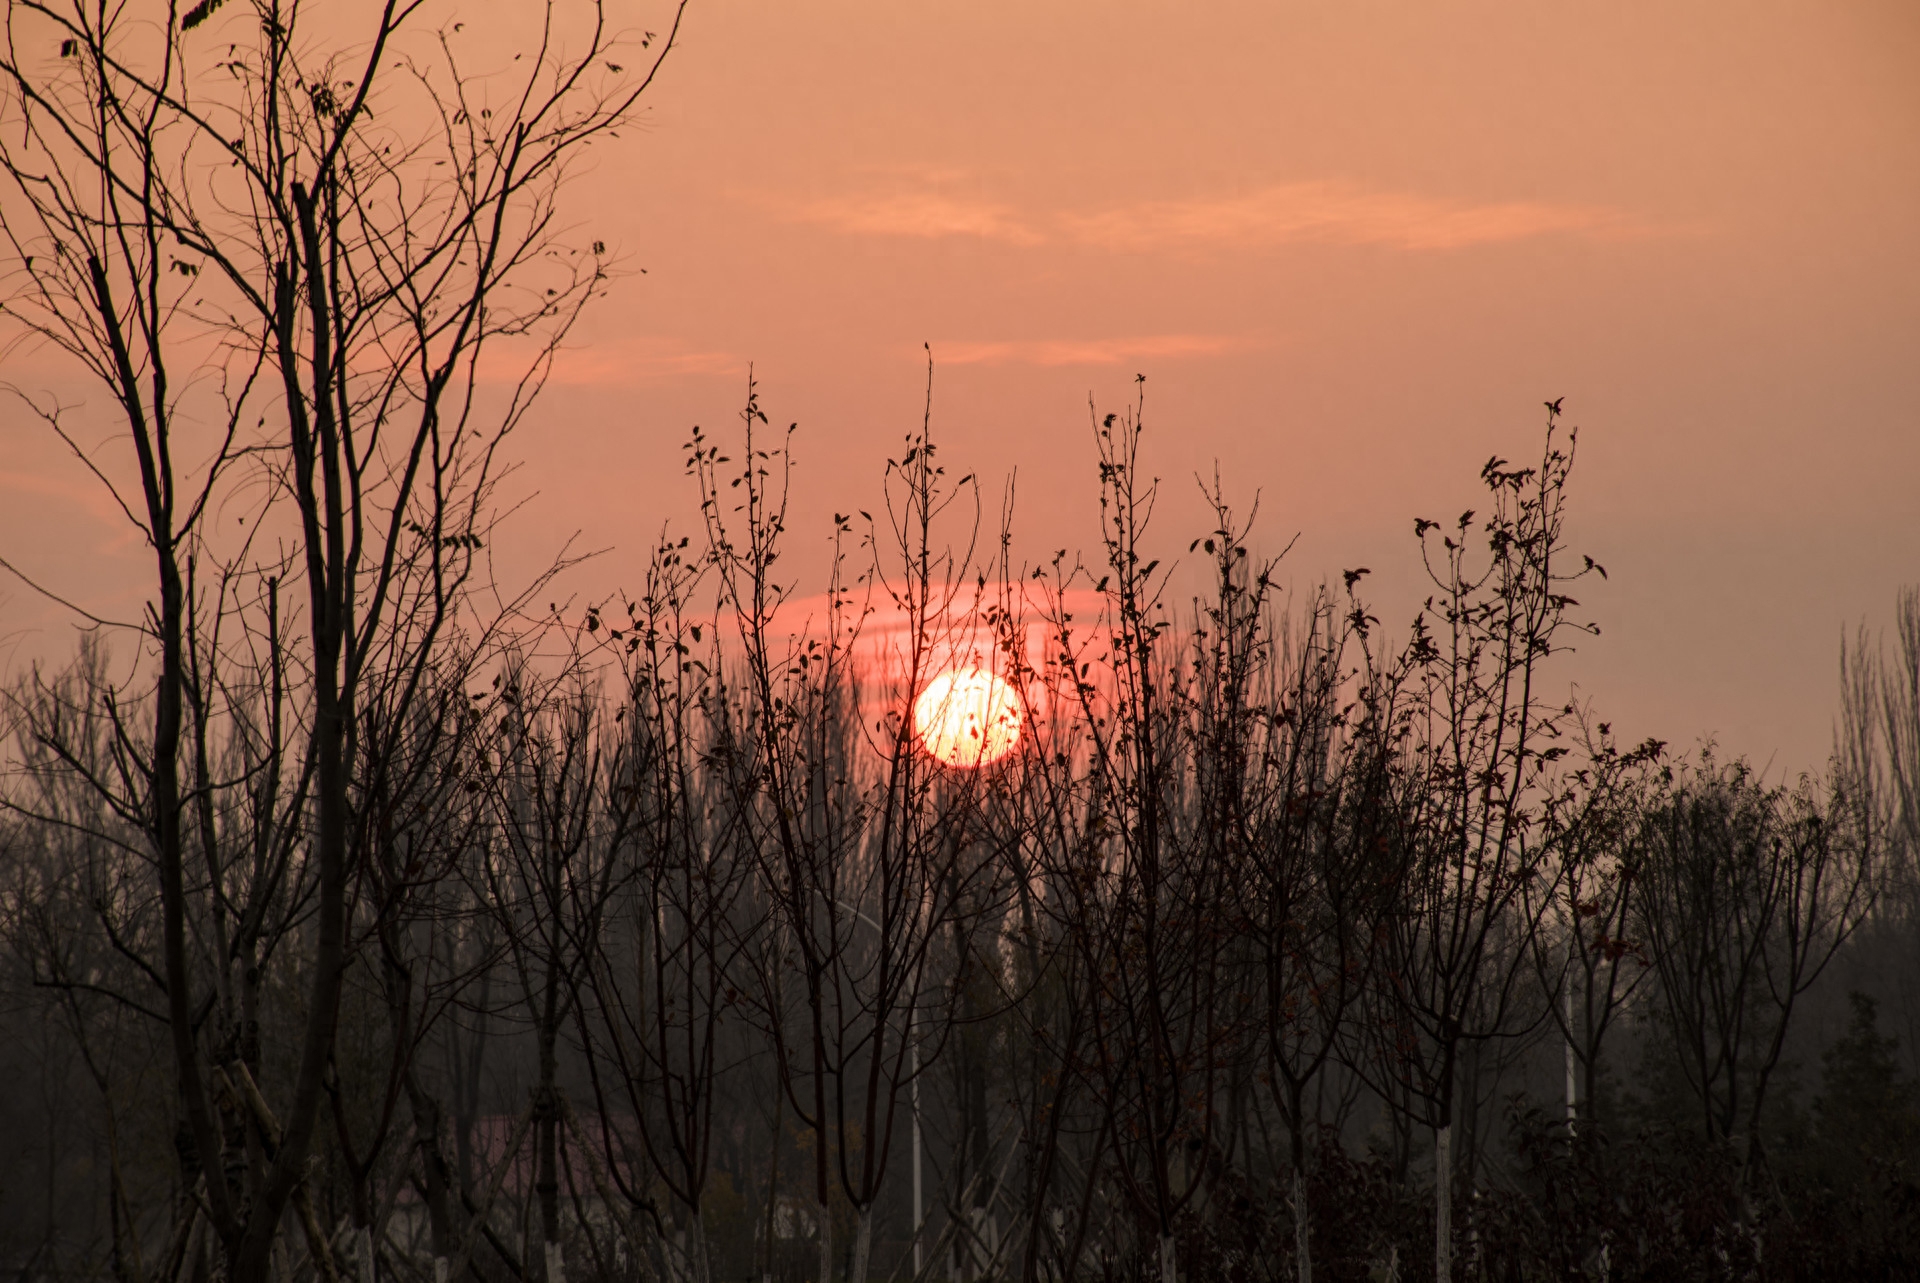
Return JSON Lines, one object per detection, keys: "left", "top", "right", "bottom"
{"left": 913, "top": 669, "right": 1023, "bottom": 768}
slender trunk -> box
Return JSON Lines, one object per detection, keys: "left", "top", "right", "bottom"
{"left": 910, "top": 1043, "right": 923, "bottom": 1281}
{"left": 815, "top": 1197, "right": 833, "bottom": 1283}
{"left": 234, "top": 660, "right": 350, "bottom": 1282}
{"left": 1389, "top": 1108, "right": 1411, "bottom": 1188}
{"left": 404, "top": 1076, "right": 459, "bottom": 1267}
{"left": 761, "top": 1087, "right": 782, "bottom": 1283}
{"left": 687, "top": 1213, "right": 711, "bottom": 1283}
{"left": 232, "top": 208, "right": 359, "bottom": 1283}
{"left": 966, "top": 1209, "right": 998, "bottom": 1282}
{"left": 181, "top": 1210, "right": 208, "bottom": 1283}
{"left": 1157, "top": 1232, "right": 1176, "bottom": 1283}
{"left": 848, "top": 1206, "right": 872, "bottom": 1283}
{"left": 1583, "top": 1030, "right": 1604, "bottom": 1133}
{"left": 538, "top": 938, "right": 561, "bottom": 1283}
{"left": 538, "top": 1089, "right": 561, "bottom": 1279}
{"left": 156, "top": 558, "right": 232, "bottom": 1248}
{"left": 1286, "top": 1078, "right": 1311, "bottom": 1283}
{"left": 662, "top": 1212, "right": 709, "bottom": 1283}
{"left": 1457, "top": 1042, "right": 1481, "bottom": 1196}
{"left": 1564, "top": 984, "right": 1578, "bottom": 1131}
{"left": 353, "top": 1226, "right": 375, "bottom": 1283}
{"left": 92, "top": 253, "right": 235, "bottom": 1252}
{"left": 812, "top": 1004, "right": 832, "bottom": 1283}
{"left": 1433, "top": 1123, "right": 1451, "bottom": 1283}
{"left": 1292, "top": 1167, "right": 1311, "bottom": 1283}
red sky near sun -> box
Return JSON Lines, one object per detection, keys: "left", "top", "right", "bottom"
{"left": 2, "top": 0, "right": 1916, "bottom": 776}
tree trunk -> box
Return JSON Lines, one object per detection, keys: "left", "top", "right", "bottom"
{"left": 815, "top": 1198, "right": 833, "bottom": 1283}
{"left": 1433, "top": 1123, "right": 1451, "bottom": 1283}
{"left": 848, "top": 1206, "right": 872, "bottom": 1283}
{"left": 405, "top": 1078, "right": 459, "bottom": 1269}
{"left": 1157, "top": 1232, "right": 1177, "bottom": 1283}
{"left": 1286, "top": 1082, "right": 1311, "bottom": 1283}
{"left": 354, "top": 1226, "right": 376, "bottom": 1283}
{"left": 1564, "top": 985, "right": 1578, "bottom": 1131}
{"left": 761, "top": 1088, "right": 782, "bottom": 1283}
{"left": 689, "top": 1215, "right": 712, "bottom": 1283}
{"left": 538, "top": 954, "right": 561, "bottom": 1283}
{"left": 1292, "top": 1167, "right": 1311, "bottom": 1283}
{"left": 664, "top": 1214, "right": 712, "bottom": 1283}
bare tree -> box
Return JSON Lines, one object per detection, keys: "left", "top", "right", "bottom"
{"left": 691, "top": 377, "right": 1006, "bottom": 1283}
{"left": 1032, "top": 389, "right": 1243, "bottom": 1283}
{"left": 0, "top": 3, "right": 684, "bottom": 1277}
{"left": 1360, "top": 411, "right": 1606, "bottom": 1283}
{"left": 1891, "top": 591, "right": 1920, "bottom": 870}
{"left": 1239, "top": 576, "right": 1403, "bottom": 1283}
{"left": 1523, "top": 718, "right": 1666, "bottom": 1132}
{"left": 1839, "top": 588, "right": 1920, "bottom": 1060}
{"left": 573, "top": 533, "right": 762, "bottom": 1283}
{"left": 1634, "top": 753, "right": 1877, "bottom": 1186}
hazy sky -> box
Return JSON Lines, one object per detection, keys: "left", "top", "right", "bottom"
{"left": 3, "top": 0, "right": 1917, "bottom": 775}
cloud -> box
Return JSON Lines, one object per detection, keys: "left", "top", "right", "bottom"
{"left": 783, "top": 175, "right": 1645, "bottom": 254}
{"left": 0, "top": 467, "right": 144, "bottom": 529}
{"left": 791, "top": 190, "right": 1042, "bottom": 245}
{"left": 930, "top": 333, "right": 1259, "bottom": 367}
{"left": 1061, "top": 180, "right": 1633, "bottom": 252}
{"left": 479, "top": 335, "right": 743, "bottom": 387}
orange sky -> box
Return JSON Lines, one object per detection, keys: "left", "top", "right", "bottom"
{"left": 3, "top": 0, "right": 1917, "bottom": 776}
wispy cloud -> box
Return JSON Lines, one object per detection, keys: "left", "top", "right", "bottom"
{"left": 783, "top": 175, "right": 1646, "bottom": 253}
{"left": 0, "top": 468, "right": 135, "bottom": 527}
{"left": 791, "top": 189, "right": 1042, "bottom": 245}
{"left": 930, "top": 333, "right": 1258, "bottom": 367}
{"left": 480, "top": 335, "right": 743, "bottom": 387}
{"left": 1061, "top": 181, "right": 1632, "bottom": 252}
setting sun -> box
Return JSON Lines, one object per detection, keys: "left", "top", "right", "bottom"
{"left": 913, "top": 669, "right": 1023, "bottom": 768}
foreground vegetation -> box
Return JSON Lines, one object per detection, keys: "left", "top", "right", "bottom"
{"left": 4, "top": 381, "right": 1916, "bottom": 1283}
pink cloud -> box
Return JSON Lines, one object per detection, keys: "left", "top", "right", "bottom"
{"left": 782, "top": 175, "right": 1649, "bottom": 254}
{"left": 791, "top": 190, "right": 1042, "bottom": 245}
{"left": 930, "top": 333, "right": 1260, "bottom": 367}
{"left": 0, "top": 464, "right": 166, "bottom": 535}
{"left": 1062, "top": 180, "right": 1635, "bottom": 252}
{"left": 477, "top": 334, "right": 743, "bottom": 387}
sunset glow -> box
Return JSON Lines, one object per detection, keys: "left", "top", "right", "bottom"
{"left": 913, "top": 669, "right": 1023, "bottom": 768}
